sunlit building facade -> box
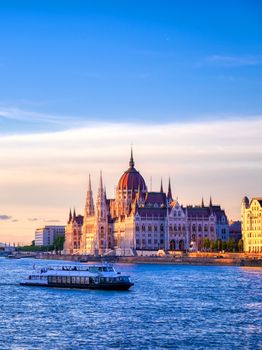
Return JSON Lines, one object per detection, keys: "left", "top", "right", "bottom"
{"left": 64, "top": 151, "right": 229, "bottom": 255}
{"left": 241, "top": 197, "right": 262, "bottom": 253}
{"left": 35, "top": 225, "right": 65, "bottom": 246}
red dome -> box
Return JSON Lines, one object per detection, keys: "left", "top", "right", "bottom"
{"left": 118, "top": 167, "right": 147, "bottom": 191}
{"left": 117, "top": 150, "right": 147, "bottom": 191}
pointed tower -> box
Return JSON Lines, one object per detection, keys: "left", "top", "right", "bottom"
{"left": 201, "top": 197, "right": 204, "bottom": 208}
{"left": 209, "top": 196, "right": 213, "bottom": 207}
{"left": 84, "top": 174, "right": 95, "bottom": 218}
{"left": 167, "top": 177, "right": 173, "bottom": 202}
{"left": 68, "top": 208, "right": 72, "bottom": 224}
{"left": 129, "top": 146, "right": 135, "bottom": 168}
{"left": 96, "top": 171, "right": 107, "bottom": 221}
{"left": 160, "top": 178, "right": 163, "bottom": 193}
{"left": 73, "top": 208, "right": 76, "bottom": 221}
{"left": 96, "top": 171, "right": 108, "bottom": 253}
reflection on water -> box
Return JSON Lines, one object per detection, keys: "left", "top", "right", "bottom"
{"left": 0, "top": 258, "right": 261, "bottom": 349}
{"left": 241, "top": 266, "right": 262, "bottom": 273}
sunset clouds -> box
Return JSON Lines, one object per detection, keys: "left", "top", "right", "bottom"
{"left": 1, "top": 117, "right": 261, "bottom": 243}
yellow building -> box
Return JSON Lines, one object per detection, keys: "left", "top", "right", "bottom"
{"left": 241, "top": 197, "right": 262, "bottom": 253}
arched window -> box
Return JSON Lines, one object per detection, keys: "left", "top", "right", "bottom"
{"left": 174, "top": 224, "right": 177, "bottom": 231}
{"left": 204, "top": 225, "right": 208, "bottom": 232}
{"left": 136, "top": 225, "right": 139, "bottom": 232}
{"left": 198, "top": 225, "right": 202, "bottom": 232}
{"left": 178, "top": 224, "right": 181, "bottom": 231}
{"left": 169, "top": 225, "right": 173, "bottom": 232}
{"left": 160, "top": 224, "right": 164, "bottom": 232}
{"left": 192, "top": 224, "right": 196, "bottom": 232}
{"left": 148, "top": 225, "right": 152, "bottom": 232}
{"left": 142, "top": 225, "right": 145, "bottom": 232}
{"left": 210, "top": 226, "right": 214, "bottom": 232}
{"left": 182, "top": 224, "right": 186, "bottom": 232}
{"left": 154, "top": 225, "right": 158, "bottom": 232}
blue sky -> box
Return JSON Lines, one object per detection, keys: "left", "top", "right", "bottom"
{"left": 0, "top": 0, "right": 262, "bottom": 133}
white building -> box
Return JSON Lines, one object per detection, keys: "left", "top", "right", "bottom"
{"left": 241, "top": 197, "right": 262, "bottom": 253}
{"left": 35, "top": 226, "right": 65, "bottom": 246}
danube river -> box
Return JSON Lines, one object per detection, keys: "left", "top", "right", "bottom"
{"left": 0, "top": 258, "right": 261, "bottom": 349}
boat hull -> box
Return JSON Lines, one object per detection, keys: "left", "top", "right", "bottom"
{"left": 20, "top": 281, "right": 134, "bottom": 291}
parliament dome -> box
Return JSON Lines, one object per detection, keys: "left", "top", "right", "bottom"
{"left": 117, "top": 150, "right": 147, "bottom": 192}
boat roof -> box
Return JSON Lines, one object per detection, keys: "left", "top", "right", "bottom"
{"left": 44, "top": 263, "right": 114, "bottom": 270}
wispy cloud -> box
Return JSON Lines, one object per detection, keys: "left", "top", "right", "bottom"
{"left": 0, "top": 106, "right": 85, "bottom": 128}
{"left": 1, "top": 116, "right": 261, "bottom": 242}
{"left": 27, "top": 217, "right": 61, "bottom": 223}
{"left": 206, "top": 54, "right": 262, "bottom": 67}
{"left": 0, "top": 214, "right": 12, "bottom": 221}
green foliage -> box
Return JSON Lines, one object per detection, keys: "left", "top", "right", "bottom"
{"left": 203, "top": 238, "right": 210, "bottom": 250}
{"left": 53, "top": 235, "right": 65, "bottom": 251}
{"left": 238, "top": 239, "right": 243, "bottom": 252}
{"left": 222, "top": 241, "right": 227, "bottom": 251}
{"left": 227, "top": 239, "right": 235, "bottom": 252}
{"left": 18, "top": 245, "right": 54, "bottom": 252}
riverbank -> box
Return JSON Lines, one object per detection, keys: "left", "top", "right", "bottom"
{"left": 33, "top": 252, "right": 262, "bottom": 267}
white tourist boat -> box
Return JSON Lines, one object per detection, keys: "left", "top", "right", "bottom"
{"left": 20, "top": 264, "right": 134, "bottom": 290}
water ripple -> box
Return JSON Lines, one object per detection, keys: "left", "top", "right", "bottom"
{"left": 0, "top": 258, "right": 261, "bottom": 349}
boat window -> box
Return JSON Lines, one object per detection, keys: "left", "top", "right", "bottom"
{"left": 85, "top": 277, "right": 89, "bottom": 284}
{"left": 62, "top": 277, "right": 66, "bottom": 284}
{"left": 76, "top": 277, "right": 80, "bottom": 284}
{"left": 72, "top": 277, "right": 76, "bottom": 284}
{"left": 80, "top": 277, "right": 85, "bottom": 284}
{"left": 102, "top": 267, "right": 107, "bottom": 271}
{"left": 57, "top": 276, "right": 62, "bottom": 283}
{"left": 66, "top": 277, "right": 71, "bottom": 284}
{"left": 51, "top": 276, "right": 56, "bottom": 283}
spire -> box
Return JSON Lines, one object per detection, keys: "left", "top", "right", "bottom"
{"left": 167, "top": 177, "right": 172, "bottom": 200}
{"left": 201, "top": 197, "right": 204, "bottom": 208}
{"left": 68, "top": 208, "right": 72, "bottom": 223}
{"left": 85, "top": 174, "right": 94, "bottom": 217}
{"left": 129, "top": 146, "right": 135, "bottom": 168}
{"left": 88, "top": 173, "right": 92, "bottom": 192}
{"left": 73, "top": 207, "right": 76, "bottom": 221}
{"left": 160, "top": 178, "right": 163, "bottom": 193}
{"left": 209, "top": 196, "right": 213, "bottom": 207}
{"left": 99, "top": 171, "right": 103, "bottom": 190}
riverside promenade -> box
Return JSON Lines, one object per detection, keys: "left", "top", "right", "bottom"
{"left": 35, "top": 252, "right": 262, "bottom": 267}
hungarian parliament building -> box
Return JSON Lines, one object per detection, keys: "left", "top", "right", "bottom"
{"left": 64, "top": 150, "right": 229, "bottom": 255}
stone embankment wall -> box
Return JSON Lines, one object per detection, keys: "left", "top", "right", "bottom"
{"left": 36, "top": 252, "right": 262, "bottom": 266}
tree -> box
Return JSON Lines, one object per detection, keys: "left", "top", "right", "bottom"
{"left": 53, "top": 235, "right": 65, "bottom": 251}
{"left": 222, "top": 241, "right": 227, "bottom": 251}
{"left": 238, "top": 239, "right": 243, "bottom": 252}
{"left": 217, "top": 239, "right": 222, "bottom": 252}
{"left": 213, "top": 239, "right": 218, "bottom": 252}
{"left": 203, "top": 238, "right": 210, "bottom": 251}
{"left": 227, "top": 239, "right": 235, "bottom": 252}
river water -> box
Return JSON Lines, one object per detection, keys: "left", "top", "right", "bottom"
{"left": 0, "top": 258, "right": 261, "bottom": 349}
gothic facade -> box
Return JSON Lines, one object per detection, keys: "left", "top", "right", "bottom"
{"left": 64, "top": 151, "right": 229, "bottom": 255}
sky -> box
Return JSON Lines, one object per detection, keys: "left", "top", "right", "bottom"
{"left": 0, "top": 1, "right": 262, "bottom": 243}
